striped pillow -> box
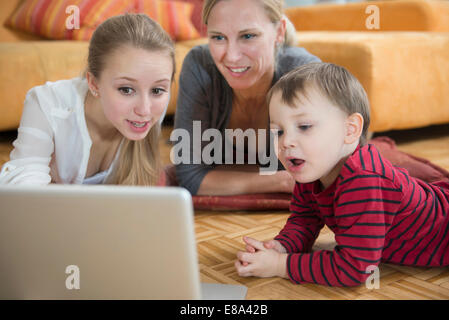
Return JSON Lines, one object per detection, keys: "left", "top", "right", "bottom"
{"left": 71, "top": 0, "right": 136, "bottom": 40}
{"left": 5, "top": 0, "right": 100, "bottom": 40}
{"left": 6, "top": 0, "right": 200, "bottom": 41}
{"left": 172, "top": 0, "right": 206, "bottom": 36}
{"left": 134, "top": 0, "right": 200, "bottom": 41}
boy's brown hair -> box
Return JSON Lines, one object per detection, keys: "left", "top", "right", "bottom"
{"left": 267, "top": 62, "right": 371, "bottom": 145}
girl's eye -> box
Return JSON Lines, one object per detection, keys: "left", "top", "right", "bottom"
{"left": 118, "top": 87, "right": 134, "bottom": 95}
{"left": 152, "top": 88, "right": 166, "bottom": 95}
{"left": 272, "top": 129, "right": 283, "bottom": 136}
{"left": 242, "top": 33, "right": 256, "bottom": 40}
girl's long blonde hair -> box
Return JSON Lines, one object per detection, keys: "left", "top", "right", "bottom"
{"left": 87, "top": 14, "right": 175, "bottom": 186}
{"left": 202, "top": 0, "right": 297, "bottom": 47}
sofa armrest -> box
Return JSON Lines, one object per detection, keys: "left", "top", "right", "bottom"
{"left": 298, "top": 31, "right": 449, "bottom": 132}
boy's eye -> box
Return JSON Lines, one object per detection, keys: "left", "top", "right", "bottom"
{"left": 118, "top": 87, "right": 134, "bottom": 95}
{"left": 298, "top": 125, "right": 312, "bottom": 131}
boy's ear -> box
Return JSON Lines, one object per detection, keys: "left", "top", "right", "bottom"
{"left": 86, "top": 71, "right": 100, "bottom": 97}
{"left": 344, "top": 112, "right": 364, "bottom": 144}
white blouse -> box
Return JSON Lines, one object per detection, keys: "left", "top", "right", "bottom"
{"left": 0, "top": 77, "right": 118, "bottom": 185}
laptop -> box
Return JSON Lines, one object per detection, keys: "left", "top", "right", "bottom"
{"left": 0, "top": 184, "right": 247, "bottom": 300}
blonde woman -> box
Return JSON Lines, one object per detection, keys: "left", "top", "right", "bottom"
{"left": 0, "top": 14, "right": 175, "bottom": 185}
{"left": 173, "top": 0, "right": 320, "bottom": 196}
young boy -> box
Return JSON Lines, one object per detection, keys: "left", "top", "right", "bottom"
{"left": 235, "top": 63, "right": 449, "bottom": 287}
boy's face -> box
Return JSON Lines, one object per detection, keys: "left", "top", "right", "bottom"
{"left": 269, "top": 87, "right": 350, "bottom": 189}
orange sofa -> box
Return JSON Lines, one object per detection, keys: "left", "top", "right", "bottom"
{"left": 1, "top": 0, "right": 449, "bottom": 133}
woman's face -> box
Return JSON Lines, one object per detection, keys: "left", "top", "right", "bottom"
{"left": 88, "top": 46, "right": 173, "bottom": 141}
{"left": 207, "top": 0, "right": 285, "bottom": 91}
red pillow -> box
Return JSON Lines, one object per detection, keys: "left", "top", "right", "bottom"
{"left": 369, "top": 136, "right": 449, "bottom": 183}
{"left": 163, "top": 164, "right": 291, "bottom": 211}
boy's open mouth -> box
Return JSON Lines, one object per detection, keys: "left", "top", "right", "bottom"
{"left": 287, "top": 157, "right": 304, "bottom": 166}
{"left": 286, "top": 157, "right": 305, "bottom": 171}
{"left": 290, "top": 158, "right": 304, "bottom": 166}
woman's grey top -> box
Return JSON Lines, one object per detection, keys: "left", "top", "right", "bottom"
{"left": 173, "top": 44, "right": 320, "bottom": 195}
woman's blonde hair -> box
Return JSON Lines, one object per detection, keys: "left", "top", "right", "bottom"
{"left": 202, "top": 0, "right": 297, "bottom": 47}
{"left": 87, "top": 13, "right": 175, "bottom": 186}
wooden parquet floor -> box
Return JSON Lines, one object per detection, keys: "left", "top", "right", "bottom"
{"left": 1, "top": 123, "right": 449, "bottom": 300}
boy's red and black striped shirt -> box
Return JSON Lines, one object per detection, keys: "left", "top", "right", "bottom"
{"left": 275, "top": 144, "right": 449, "bottom": 287}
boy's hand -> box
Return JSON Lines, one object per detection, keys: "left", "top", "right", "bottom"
{"left": 235, "top": 236, "right": 288, "bottom": 279}
{"left": 261, "top": 239, "right": 287, "bottom": 253}
{"left": 243, "top": 236, "right": 286, "bottom": 256}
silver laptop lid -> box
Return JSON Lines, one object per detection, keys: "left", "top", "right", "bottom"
{"left": 0, "top": 185, "right": 201, "bottom": 300}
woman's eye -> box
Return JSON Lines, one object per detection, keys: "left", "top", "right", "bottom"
{"left": 211, "top": 35, "right": 225, "bottom": 41}
{"left": 118, "top": 87, "right": 134, "bottom": 95}
{"left": 152, "top": 88, "right": 166, "bottom": 95}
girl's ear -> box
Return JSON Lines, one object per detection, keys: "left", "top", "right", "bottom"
{"left": 344, "top": 112, "right": 364, "bottom": 144}
{"left": 86, "top": 71, "right": 100, "bottom": 97}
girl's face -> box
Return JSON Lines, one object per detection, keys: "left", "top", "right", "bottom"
{"left": 88, "top": 46, "right": 173, "bottom": 141}
{"left": 207, "top": 0, "right": 285, "bottom": 91}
